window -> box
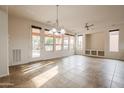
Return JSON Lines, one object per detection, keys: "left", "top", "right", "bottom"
{"left": 78, "top": 35, "right": 83, "bottom": 50}
{"left": 70, "top": 36, "right": 75, "bottom": 50}
{"left": 109, "top": 30, "right": 119, "bottom": 52}
{"left": 44, "top": 31, "right": 54, "bottom": 51}
{"left": 63, "top": 35, "right": 69, "bottom": 50}
{"left": 32, "top": 26, "right": 41, "bottom": 58}
{"left": 55, "top": 34, "right": 63, "bottom": 51}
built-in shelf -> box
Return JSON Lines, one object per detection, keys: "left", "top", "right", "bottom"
{"left": 85, "top": 50, "right": 90, "bottom": 55}
{"left": 85, "top": 49, "right": 104, "bottom": 57}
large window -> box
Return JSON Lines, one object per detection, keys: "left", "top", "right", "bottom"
{"left": 63, "top": 35, "right": 69, "bottom": 50}
{"left": 109, "top": 30, "right": 119, "bottom": 52}
{"left": 78, "top": 35, "right": 83, "bottom": 50}
{"left": 32, "top": 26, "right": 41, "bottom": 58}
{"left": 44, "top": 31, "right": 54, "bottom": 51}
{"left": 70, "top": 36, "right": 75, "bottom": 50}
{"left": 55, "top": 34, "right": 63, "bottom": 51}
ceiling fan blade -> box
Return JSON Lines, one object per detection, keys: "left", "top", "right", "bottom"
{"left": 86, "top": 23, "right": 88, "bottom": 26}
{"left": 84, "top": 23, "right": 94, "bottom": 30}
{"left": 91, "top": 24, "right": 94, "bottom": 26}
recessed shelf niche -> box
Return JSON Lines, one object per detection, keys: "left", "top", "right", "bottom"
{"left": 85, "top": 32, "right": 105, "bottom": 57}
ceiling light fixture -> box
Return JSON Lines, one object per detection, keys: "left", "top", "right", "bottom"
{"left": 49, "top": 5, "right": 66, "bottom": 35}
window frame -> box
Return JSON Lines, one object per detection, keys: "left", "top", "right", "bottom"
{"left": 54, "top": 34, "right": 63, "bottom": 51}
{"left": 44, "top": 30, "right": 54, "bottom": 52}
{"left": 77, "top": 35, "right": 83, "bottom": 51}
{"left": 31, "top": 25, "right": 42, "bottom": 58}
{"left": 63, "top": 34, "right": 70, "bottom": 50}
{"left": 69, "top": 35, "right": 75, "bottom": 51}
{"left": 109, "top": 29, "right": 119, "bottom": 52}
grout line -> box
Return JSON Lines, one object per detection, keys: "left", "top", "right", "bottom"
{"left": 110, "top": 63, "right": 118, "bottom": 88}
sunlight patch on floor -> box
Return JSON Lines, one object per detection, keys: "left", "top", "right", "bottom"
{"left": 31, "top": 66, "right": 58, "bottom": 87}
{"left": 23, "top": 61, "right": 56, "bottom": 74}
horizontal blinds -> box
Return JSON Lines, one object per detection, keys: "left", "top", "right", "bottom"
{"left": 78, "top": 35, "right": 83, "bottom": 36}
{"left": 109, "top": 29, "right": 119, "bottom": 32}
{"left": 31, "top": 25, "right": 42, "bottom": 29}
{"left": 65, "top": 33, "right": 75, "bottom": 36}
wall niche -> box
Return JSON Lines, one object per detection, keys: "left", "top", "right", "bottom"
{"left": 85, "top": 32, "right": 105, "bottom": 57}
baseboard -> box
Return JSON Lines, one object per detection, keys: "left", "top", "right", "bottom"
{"left": 10, "top": 60, "right": 28, "bottom": 66}
{"left": 83, "top": 54, "right": 124, "bottom": 61}
{"left": 9, "top": 54, "right": 74, "bottom": 67}
{"left": 0, "top": 73, "right": 9, "bottom": 78}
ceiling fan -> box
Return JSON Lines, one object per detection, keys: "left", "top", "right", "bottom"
{"left": 84, "top": 23, "right": 94, "bottom": 30}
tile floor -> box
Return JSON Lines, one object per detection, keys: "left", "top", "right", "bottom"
{"left": 0, "top": 55, "right": 124, "bottom": 88}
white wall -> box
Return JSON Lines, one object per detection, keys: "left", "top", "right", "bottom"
{"left": 0, "top": 8, "right": 9, "bottom": 77}
{"left": 83, "top": 24, "right": 124, "bottom": 60}
{"left": 104, "top": 25, "right": 124, "bottom": 60}
{"left": 8, "top": 15, "right": 74, "bottom": 66}
{"left": 85, "top": 34, "right": 91, "bottom": 49}
{"left": 8, "top": 12, "right": 124, "bottom": 66}
{"left": 86, "top": 32, "right": 105, "bottom": 50}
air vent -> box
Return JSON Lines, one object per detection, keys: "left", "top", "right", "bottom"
{"left": 91, "top": 50, "right": 97, "bottom": 55}
{"left": 85, "top": 49, "right": 104, "bottom": 57}
{"left": 12, "top": 49, "right": 21, "bottom": 63}
{"left": 85, "top": 50, "right": 90, "bottom": 55}
{"left": 98, "top": 51, "right": 104, "bottom": 56}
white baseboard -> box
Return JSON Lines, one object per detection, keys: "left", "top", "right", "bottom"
{"left": 9, "top": 53, "right": 74, "bottom": 66}
{"left": 0, "top": 73, "right": 9, "bottom": 78}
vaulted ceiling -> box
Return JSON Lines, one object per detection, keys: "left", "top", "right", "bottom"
{"left": 8, "top": 5, "right": 124, "bottom": 33}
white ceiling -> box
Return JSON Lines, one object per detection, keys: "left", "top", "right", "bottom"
{"left": 8, "top": 5, "right": 124, "bottom": 33}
